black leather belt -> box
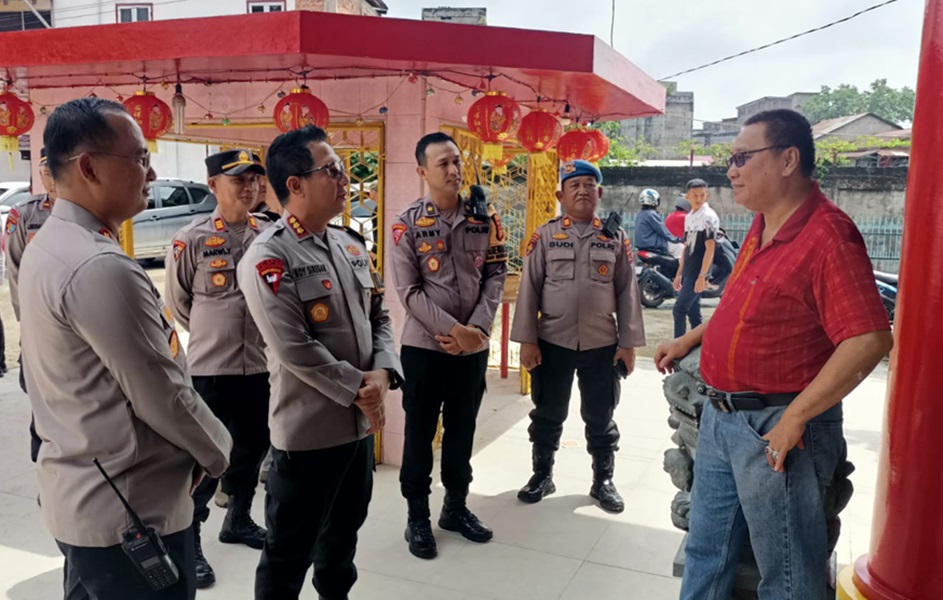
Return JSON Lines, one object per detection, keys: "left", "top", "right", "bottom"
{"left": 698, "top": 384, "right": 799, "bottom": 413}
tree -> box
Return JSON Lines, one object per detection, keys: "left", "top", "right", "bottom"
{"left": 590, "top": 121, "right": 656, "bottom": 166}
{"left": 802, "top": 79, "right": 915, "bottom": 125}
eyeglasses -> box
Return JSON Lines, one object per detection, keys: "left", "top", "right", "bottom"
{"left": 726, "top": 145, "right": 789, "bottom": 168}
{"left": 67, "top": 151, "right": 151, "bottom": 170}
{"left": 299, "top": 160, "right": 347, "bottom": 180}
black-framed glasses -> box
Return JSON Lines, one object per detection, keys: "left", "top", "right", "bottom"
{"left": 299, "top": 160, "right": 347, "bottom": 180}
{"left": 726, "top": 145, "right": 789, "bottom": 168}
{"left": 68, "top": 151, "right": 151, "bottom": 170}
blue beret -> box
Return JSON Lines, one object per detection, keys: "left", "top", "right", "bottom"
{"left": 560, "top": 159, "right": 602, "bottom": 185}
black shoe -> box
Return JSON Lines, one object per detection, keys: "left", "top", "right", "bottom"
{"left": 194, "top": 525, "right": 216, "bottom": 589}
{"left": 591, "top": 452, "right": 625, "bottom": 513}
{"left": 518, "top": 446, "right": 556, "bottom": 504}
{"left": 439, "top": 491, "right": 493, "bottom": 543}
{"left": 405, "top": 497, "right": 437, "bottom": 559}
{"left": 219, "top": 494, "right": 267, "bottom": 549}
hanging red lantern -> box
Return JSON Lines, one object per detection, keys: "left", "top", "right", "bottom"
{"left": 556, "top": 128, "right": 598, "bottom": 163}
{"left": 466, "top": 91, "right": 522, "bottom": 161}
{"left": 518, "top": 109, "right": 562, "bottom": 167}
{"left": 0, "top": 92, "right": 35, "bottom": 154}
{"left": 273, "top": 86, "right": 330, "bottom": 132}
{"left": 586, "top": 128, "right": 610, "bottom": 162}
{"left": 122, "top": 91, "right": 172, "bottom": 153}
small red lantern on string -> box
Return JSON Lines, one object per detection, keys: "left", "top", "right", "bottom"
{"left": 0, "top": 92, "right": 35, "bottom": 154}
{"left": 122, "top": 91, "right": 172, "bottom": 153}
{"left": 273, "top": 86, "right": 330, "bottom": 132}
{"left": 556, "top": 128, "right": 598, "bottom": 163}
{"left": 466, "top": 91, "right": 522, "bottom": 161}
{"left": 586, "top": 128, "right": 610, "bottom": 162}
{"left": 518, "top": 109, "right": 562, "bottom": 167}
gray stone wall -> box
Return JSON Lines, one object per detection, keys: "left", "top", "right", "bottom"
{"left": 599, "top": 166, "right": 909, "bottom": 219}
{"left": 621, "top": 85, "right": 694, "bottom": 159}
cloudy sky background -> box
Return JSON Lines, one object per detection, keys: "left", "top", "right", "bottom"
{"left": 385, "top": 0, "right": 923, "bottom": 125}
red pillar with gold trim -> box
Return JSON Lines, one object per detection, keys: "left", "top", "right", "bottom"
{"left": 839, "top": 1, "right": 943, "bottom": 598}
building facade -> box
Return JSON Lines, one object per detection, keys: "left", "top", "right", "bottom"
{"left": 620, "top": 81, "right": 694, "bottom": 159}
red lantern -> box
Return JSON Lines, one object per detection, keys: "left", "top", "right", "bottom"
{"left": 466, "top": 91, "right": 522, "bottom": 161}
{"left": 122, "top": 91, "right": 172, "bottom": 153}
{"left": 0, "top": 92, "right": 35, "bottom": 153}
{"left": 586, "top": 128, "right": 610, "bottom": 162}
{"left": 486, "top": 149, "right": 519, "bottom": 177}
{"left": 556, "top": 128, "right": 598, "bottom": 163}
{"left": 518, "top": 109, "right": 562, "bottom": 167}
{"left": 273, "top": 86, "right": 330, "bottom": 132}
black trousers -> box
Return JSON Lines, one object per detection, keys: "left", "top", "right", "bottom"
{"left": 255, "top": 437, "right": 374, "bottom": 600}
{"left": 191, "top": 374, "right": 270, "bottom": 523}
{"left": 58, "top": 527, "right": 196, "bottom": 600}
{"left": 528, "top": 340, "right": 621, "bottom": 454}
{"left": 399, "top": 346, "right": 489, "bottom": 499}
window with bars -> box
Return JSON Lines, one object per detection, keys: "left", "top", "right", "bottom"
{"left": 116, "top": 4, "right": 152, "bottom": 22}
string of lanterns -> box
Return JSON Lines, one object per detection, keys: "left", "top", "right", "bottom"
{"left": 5, "top": 70, "right": 611, "bottom": 163}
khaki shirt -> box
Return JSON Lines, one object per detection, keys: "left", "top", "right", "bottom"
{"left": 165, "top": 209, "right": 270, "bottom": 376}
{"left": 510, "top": 215, "right": 646, "bottom": 351}
{"left": 390, "top": 196, "right": 508, "bottom": 354}
{"left": 4, "top": 194, "right": 53, "bottom": 321}
{"left": 19, "top": 199, "right": 232, "bottom": 547}
{"left": 238, "top": 214, "right": 402, "bottom": 452}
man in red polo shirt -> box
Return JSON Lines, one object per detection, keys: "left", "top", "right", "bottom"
{"left": 655, "top": 109, "right": 892, "bottom": 600}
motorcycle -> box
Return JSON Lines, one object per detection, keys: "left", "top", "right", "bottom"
{"left": 874, "top": 271, "right": 897, "bottom": 324}
{"left": 635, "top": 234, "right": 739, "bottom": 309}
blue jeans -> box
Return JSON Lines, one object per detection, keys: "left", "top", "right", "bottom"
{"left": 679, "top": 401, "right": 845, "bottom": 600}
{"left": 673, "top": 275, "right": 702, "bottom": 338}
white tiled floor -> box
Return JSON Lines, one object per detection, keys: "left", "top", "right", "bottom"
{"left": 0, "top": 361, "right": 888, "bottom": 599}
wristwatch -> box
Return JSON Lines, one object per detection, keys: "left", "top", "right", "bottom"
{"left": 384, "top": 368, "right": 404, "bottom": 390}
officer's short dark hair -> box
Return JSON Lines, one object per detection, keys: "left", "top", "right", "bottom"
{"left": 266, "top": 125, "right": 329, "bottom": 205}
{"left": 44, "top": 98, "right": 128, "bottom": 179}
{"left": 744, "top": 109, "right": 815, "bottom": 178}
{"left": 415, "top": 132, "right": 457, "bottom": 166}
{"left": 686, "top": 178, "right": 708, "bottom": 191}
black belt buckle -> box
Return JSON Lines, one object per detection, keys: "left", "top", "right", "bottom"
{"left": 706, "top": 388, "right": 766, "bottom": 412}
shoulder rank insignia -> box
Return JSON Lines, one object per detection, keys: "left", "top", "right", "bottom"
{"left": 213, "top": 218, "right": 225, "bottom": 232}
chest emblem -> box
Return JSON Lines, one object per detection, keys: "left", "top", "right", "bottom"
{"left": 310, "top": 303, "right": 330, "bottom": 323}
{"left": 169, "top": 331, "right": 180, "bottom": 359}
{"left": 205, "top": 236, "right": 226, "bottom": 247}
{"left": 209, "top": 258, "right": 228, "bottom": 268}
{"left": 415, "top": 216, "right": 437, "bottom": 228}
{"left": 552, "top": 233, "right": 569, "bottom": 240}
{"left": 427, "top": 256, "right": 441, "bottom": 273}
{"left": 598, "top": 264, "right": 610, "bottom": 276}
{"left": 346, "top": 244, "right": 362, "bottom": 256}
{"left": 418, "top": 242, "right": 432, "bottom": 254}
{"left": 212, "top": 273, "right": 228, "bottom": 287}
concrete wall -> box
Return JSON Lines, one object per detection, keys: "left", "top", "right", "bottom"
{"left": 421, "top": 7, "right": 487, "bottom": 24}
{"left": 599, "top": 166, "right": 909, "bottom": 219}
{"left": 621, "top": 85, "right": 694, "bottom": 159}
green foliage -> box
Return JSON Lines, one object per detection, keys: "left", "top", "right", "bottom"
{"left": 814, "top": 134, "right": 911, "bottom": 177}
{"left": 590, "top": 121, "right": 657, "bottom": 166}
{"left": 802, "top": 79, "right": 915, "bottom": 125}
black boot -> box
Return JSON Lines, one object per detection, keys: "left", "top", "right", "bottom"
{"left": 590, "top": 451, "right": 625, "bottom": 513}
{"left": 193, "top": 522, "right": 216, "bottom": 589}
{"left": 439, "top": 489, "right": 493, "bottom": 543}
{"left": 218, "top": 493, "right": 267, "bottom": 549}
{"left": 404, "top": 497, "right": 437, "bottom": 559}
{"left": 518, "top": 446, "right": 556, "bottom": 504}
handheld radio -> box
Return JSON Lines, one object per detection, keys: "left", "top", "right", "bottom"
{"left": 464, "top": 169, "right": 489, "bottom": 219}
{"left": 92, "top": 458, "right": 180, "bottom": 591}
{"left": 601, "top": 195, "right": 634, "bottom": 239}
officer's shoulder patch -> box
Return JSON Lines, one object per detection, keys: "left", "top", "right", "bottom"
{"left": 392, "top": 223, "right": 408, "bottom": 246}
{"left": 256, "top": 257, "right": 286, "bottom": 295}
{"left": 525, "top": 233, "right": 540, "bottom": 256}
{"left": 172, "top": 240, "right": 186, "bottom": 262}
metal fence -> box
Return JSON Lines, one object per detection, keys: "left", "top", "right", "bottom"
{"left": 621, "top": 211, "right": 904, "bottom": 274}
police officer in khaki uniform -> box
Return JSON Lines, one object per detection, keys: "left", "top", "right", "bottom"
{"left": 165, "top": 149, "right": 271, "bottom": 588}
{"left": 511, "top": 160, "right": 646, "bottom": 513}
{"left": 4, "top": 147, "right": 56, "bottom": 460}
{"left": 239, "top": 125, "right": 402, "bottom": 600}
{"left": 390, "top": 132, "right": 508, "bottom": 560}
{"left": 20, "top": 98, "right": 232, "bottom": 599}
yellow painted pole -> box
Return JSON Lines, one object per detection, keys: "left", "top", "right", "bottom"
{"left": 118, "top": 220, "right": 135, "bottom": 257}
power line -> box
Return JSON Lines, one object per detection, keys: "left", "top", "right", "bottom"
{"left": 660, "top": 0, "right": 900, "bottom": 80}
{"left": 610, "top": 0, "right": 616, "bottom": 48}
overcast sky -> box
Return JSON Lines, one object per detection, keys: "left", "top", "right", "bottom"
{"left": 385, "top": 0, "right": 923, "bottom": 126}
